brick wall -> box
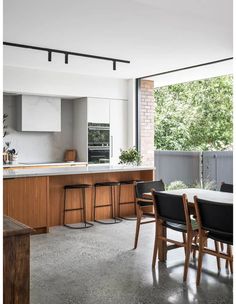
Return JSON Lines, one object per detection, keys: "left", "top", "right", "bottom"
{"left": 140, "top": 80, "right": 154, "bottom": 166}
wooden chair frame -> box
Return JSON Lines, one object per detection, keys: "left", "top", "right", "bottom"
{"left": 194, "top": 195, "right": 233, "bottom": 285}
{"left": 133, "top": 198, "right": 156, "bottom": 249}
{"left": 152, "top": 191, "right": 199, "bottom": 282}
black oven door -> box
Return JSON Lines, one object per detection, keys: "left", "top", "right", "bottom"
{"left": 88, "top": 123, "right": 110, "bottom": 147}
{"left": 88, "top": 148, "right": 110, "bottom": 164}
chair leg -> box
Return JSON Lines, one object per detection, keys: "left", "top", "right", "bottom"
{"left": 214, "top": 240, "right": 221, "bottom": 271}
{"left": 93, "top": 187, "right": 97, "bottom": 221}
{"left": 196, "top": 235, "right": 205, "bottom": 285}
{"left": 134, "top": 207, "right": 142, "bottom": 249}
{"left": 63, "top": 189, "right": 67, "bottom": 225}
{"left": 183, "top": 232, "right": 192, "bottom": 282}
{"left": 192, "top": 236, "right": 197, "bottom": 259}
{"left": 152, "top": 220, "right": 158, "bottom": 268}
{"left": 220, "top": 242, "right": 224, "bottom": 252}
{"left": 182, "top": 232, "right": 186, "bottom": 255}
{"left": 227, "top": 245, "right": 233, "bottom": 274}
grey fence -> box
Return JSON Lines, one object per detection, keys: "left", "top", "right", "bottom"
{"left": 155, "top": 150, "right": 233, "bottom": 189}
{"left": 202, "top": 151, "right": 233, "bottom": 190}
{"left": 155, "top": 151, "right": 201, "bottom": 186}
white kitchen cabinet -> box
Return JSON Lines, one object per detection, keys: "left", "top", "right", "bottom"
{"left": 87, "top": 98, "right": 110, "bottom": 123}
{"left": 16, "top": 95, "right": 61, "bottom": 132}
{"left": 110, "top": 100, "right": 128, "bottom": 165}
{"left": 73, "top": 97, "right": 128, "bottom": 164}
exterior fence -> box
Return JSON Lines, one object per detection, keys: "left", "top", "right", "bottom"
{"left": 154, "top": 150, "right": 233, "bottom": 190}
{"left": 202, "top": 151, "right": 233, "bottom": 190}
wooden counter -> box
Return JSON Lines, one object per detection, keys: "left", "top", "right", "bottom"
{"left": 3, "top": 216, "right": 32, "bottom": 304}
{"left": 3, "top": 166, "right": 154, "bottom": 232}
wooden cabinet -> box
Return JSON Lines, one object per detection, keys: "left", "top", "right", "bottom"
{"left": 3, "top": 177, "right": 48, "bottom": 232}
{"left": 4, "top": 216, "right": 32, "bottom": 304}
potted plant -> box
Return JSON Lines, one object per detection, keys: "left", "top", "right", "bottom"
{"left": 8, "top": 149, "right": 18, "bottom": 164}
{"left": 119, "top": 147, "right": 142, "bottom": 166}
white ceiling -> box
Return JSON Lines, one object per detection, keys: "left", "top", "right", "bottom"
{"left": 3, "top": 0, "right": 233, "bottom": 79}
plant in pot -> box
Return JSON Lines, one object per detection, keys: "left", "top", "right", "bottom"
{"left": 119, "top": 147, "right": 142, "bottom": 166}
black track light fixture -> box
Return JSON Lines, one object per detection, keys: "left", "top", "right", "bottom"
{"left": 65, "top": 53, "right": 68, "bottom": 64}
{"left": 3, "top": 42, "right": 130, "bottom": 70}
{"left": 48, "top": 51, "right": 52, "bottom": 62}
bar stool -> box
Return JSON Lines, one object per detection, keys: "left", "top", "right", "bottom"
{"left": 118, "top": 180, "right": 143, "bottom": 220}
{"left": 93, "top": 181, "right": 122, "bottom": 224}
{"left": 63, "top": 184, "right": 93, "bottom": 229}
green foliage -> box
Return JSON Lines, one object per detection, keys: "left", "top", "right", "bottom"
{"left": 167, "top": 179, "right": 216, "bottom": 190}
{"left": 154, "top": 75, "right": 233, "bottom": 151}
{"left": 167, "top": 180, "right": 188, "bottom": 190}
{"left": 191, "top": 179, "right": 216, "bottom": 190}
{"left": 119, "top": 147, "right": 142, "bottom": 166}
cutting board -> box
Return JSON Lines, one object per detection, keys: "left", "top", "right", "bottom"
{"left": 64, "top": 149, "right": 77, "bottom": 162}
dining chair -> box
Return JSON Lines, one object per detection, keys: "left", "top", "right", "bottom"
{"left": 133, "top": 180, "right": 165, "bottom": 249}
{"left": 220, "top": 182, "right": 233, "bottom": 193}
{"left": 152, "top": 191, "right": 199, "bottom": 282}
{"left": 219, "top": 182, "right": 233, "bottom": 267}
{"left": 194, "top": 196, "right": 233, "bottom": 285}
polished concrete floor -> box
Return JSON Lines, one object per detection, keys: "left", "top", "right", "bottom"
{"left": 30, "top": 221, "right": 233, "bottom": 304}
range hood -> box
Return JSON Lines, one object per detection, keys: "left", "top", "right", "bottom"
{"left": 16, "top": 95, "right": 61, "bottom": 132}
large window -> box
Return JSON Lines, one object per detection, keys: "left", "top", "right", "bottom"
{"left": 154, "top": 75, "right": 233, "bottom": 151}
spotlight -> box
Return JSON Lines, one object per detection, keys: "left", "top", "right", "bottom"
{"left": 65, "top": 53, "right": 68, "bottom": 64}
{"left": 48, "top": 51, "right": 52, "bottom": 62}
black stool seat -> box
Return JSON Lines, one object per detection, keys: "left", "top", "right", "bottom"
{"left": 119, "top": 179, "right": 143, "bottom": 185}
{"left": 64, "top": 184, "right": 92, "bottom": 189}
{"left": 94, "top": 181, "right": 120, "bottom": 187}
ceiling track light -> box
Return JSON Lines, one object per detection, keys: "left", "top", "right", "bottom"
{"left": 48, "top": 51, "right": 52, "bottom": 62}
{"left": 65, "top": 53, "right": 68, "bottom": 64}
{"left": 3, "top": 41, "right": 130, "bottom": 70}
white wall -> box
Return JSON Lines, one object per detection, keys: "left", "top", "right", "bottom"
{"left": 127, "top": 79, "right": 136, "bottom": 147}
{"left": 3, "top": 95, "right": 74, "bottom": 162}
{"left": 3, "top": 66, "right": 136, "bottom": 162}
{"left": 3, "top": 66, "right": 128, "bottom": 100}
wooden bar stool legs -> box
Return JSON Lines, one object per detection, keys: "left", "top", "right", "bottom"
{"left": 63, "top": 184, "right": 93, "bottom": 229}
{"left": 118, "top": 180, "right": 140, "bottom": 220}
{"left": 93, "top": 182, "right": 122, "bottom": 224}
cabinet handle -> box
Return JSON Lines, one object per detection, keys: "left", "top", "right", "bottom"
{"left": 111, "top": 136, "right": 113, "bottom": 158}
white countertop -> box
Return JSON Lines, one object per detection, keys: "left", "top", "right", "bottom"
{"left": 3, "top": 161, "right": 87, "bottom": 168}
{"left": 3, "top": 165, "right": 154, "bottom": 179}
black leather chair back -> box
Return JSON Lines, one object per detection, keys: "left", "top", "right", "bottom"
{"left": 220, "top": 182, "right": 233, "bottom": 193}
{"left": 152, "top": 191, "right": 186, "bottom": 225}
{"left": 197, "top": 198, "right": 233, "bottom": 235}
{"left": 135, "top": 180, "right": 165, "bottom": 199}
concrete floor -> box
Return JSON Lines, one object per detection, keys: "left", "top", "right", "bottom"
{"left": 30, "top": 221, "right": 233, "bottom": 304}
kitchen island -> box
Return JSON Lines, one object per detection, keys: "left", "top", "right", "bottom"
{"left": 3, "top": 165, "right": 154, "bottom": 233}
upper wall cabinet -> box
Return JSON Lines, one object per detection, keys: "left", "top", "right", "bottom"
{"left": 87, "top": 98, "right": 110, "bottom": 123}
{"left": 16, "top": 95, "right": 61, "bottom": 132}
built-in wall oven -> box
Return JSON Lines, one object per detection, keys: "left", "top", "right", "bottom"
{"left": 88, "top": 123, "right": 110, "bottom": 164}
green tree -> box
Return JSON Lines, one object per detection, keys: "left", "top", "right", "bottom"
{"left": 154, "top": 75, "right": 233, "bottom": 151}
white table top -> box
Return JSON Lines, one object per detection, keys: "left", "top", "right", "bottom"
{"left": 164, "top": 188, "right": 233, "bottom": 204}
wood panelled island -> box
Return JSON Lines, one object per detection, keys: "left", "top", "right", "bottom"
{"left": 3, "top": 165, "right": 154, "bottom": 233}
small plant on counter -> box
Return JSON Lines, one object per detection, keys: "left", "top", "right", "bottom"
{"left": 119, "top": 147, "right": 142, "bottom": 166}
